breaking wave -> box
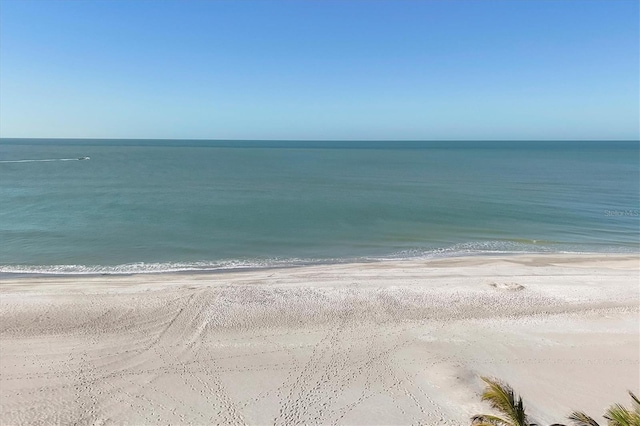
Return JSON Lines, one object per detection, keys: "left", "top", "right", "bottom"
{"left": 1, "top": 240, "right": 634, "bottom": 276}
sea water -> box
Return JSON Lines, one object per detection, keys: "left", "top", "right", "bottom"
{"left": 0, "top": 140, "right": 638, "bottom": 274}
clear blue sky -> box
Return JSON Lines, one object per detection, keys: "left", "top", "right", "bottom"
{"left": 0, "top": 0, "right": 638, "bottom": 140}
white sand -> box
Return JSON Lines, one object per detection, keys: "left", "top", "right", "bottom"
{"left": 1, "top": 254, "right": 638, "bottom": 425}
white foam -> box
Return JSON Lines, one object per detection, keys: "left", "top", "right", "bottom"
{"left": 1, "top": 241, "right": 634, "bottom": 276}
{"left": 0, "top": 258, "right": 319, "bottom": 275}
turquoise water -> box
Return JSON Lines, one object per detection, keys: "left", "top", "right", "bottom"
{"left": 0, "top": 140, "right": 638, "bottom": 274}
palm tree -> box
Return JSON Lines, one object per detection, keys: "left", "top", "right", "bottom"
{"left": 470, "top": 376, "right": 639, "bottom": 426}
{"left": 471, "top": 376, "right": 533, "bottom": 426}
{"left": 568, "top": 391, "right": 640, "bottom": 426}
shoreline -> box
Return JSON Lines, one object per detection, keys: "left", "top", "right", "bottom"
{"left": 1, "top": 250, "right": 638, "bottom": 280}
{"left": 1, "top": 253, "right": 638, "bottom": 425}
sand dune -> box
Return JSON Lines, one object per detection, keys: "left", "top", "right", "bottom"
{"left": 1, "top": 254, "right": 638, "bottom": 425}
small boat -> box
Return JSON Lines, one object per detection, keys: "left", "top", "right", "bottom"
{"left": 78, "top": 157, "right": 90, "bottom": 160}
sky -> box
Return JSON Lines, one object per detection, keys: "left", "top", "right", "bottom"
{"left": 0, "top": 0, "right": 638, "bottom": 140}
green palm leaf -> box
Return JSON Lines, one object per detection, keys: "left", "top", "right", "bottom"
{"left": 471, "top": 413, "right": 512, "bottom": 425}
{"left": 471, "top": 377, "right": 529, "bottom": 426}
{"left": 630, "top": 392, "right": 640, "bottom": 419}
{"left": 604, "top": 402, "right": 640, "bottom": 426}
{"left": 568, "top": 391, "right": 640, "bottom": 426}
{"left": 568, "top": 411, "right": 600, "bottom": 426}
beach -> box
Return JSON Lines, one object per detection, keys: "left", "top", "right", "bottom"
{"left": 1, "top": 253, "right": 638, "bottom": 425}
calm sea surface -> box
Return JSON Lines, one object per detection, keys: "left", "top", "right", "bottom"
{"left": 1, "top": 140, "right": 638, "bottom": 274}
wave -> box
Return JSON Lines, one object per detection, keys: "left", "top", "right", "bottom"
{"left": 1, "top": 241, "right": 636, "bottom": 276}
{"left": 0, "top": 258, "right": 321, "bottom": 276}
{"left": 382, "top": 240, "right": 568, "bottom": 259}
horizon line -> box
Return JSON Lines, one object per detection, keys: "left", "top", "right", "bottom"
{"left": 1, "top": 137, "right": 639, "bottom": 142}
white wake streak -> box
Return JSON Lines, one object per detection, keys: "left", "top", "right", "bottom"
{"left": 0, "top": 158, "right": 82, "bottom": 163}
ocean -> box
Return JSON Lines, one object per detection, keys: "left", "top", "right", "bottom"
{"left": 0, "top": 139, "right": 638, "bottom": 275}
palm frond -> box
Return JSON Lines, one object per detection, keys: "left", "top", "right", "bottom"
{"left": 567, "top": 411, "right": 600, "bottom": 426}
{"left": 630, "top": 391, "right": 640, "bottom": 419}
{"left": 604, "top": 402, "right": 640, "bottom": 426}
{"left": 471, "top": 413, "right": 511, "bottom": 425}
{"left": 479, "top": 376, "right": 528, "bottom": 426}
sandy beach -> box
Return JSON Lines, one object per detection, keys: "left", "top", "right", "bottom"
{"left": 1, "top": 254, "right": 638, "bottom": 425}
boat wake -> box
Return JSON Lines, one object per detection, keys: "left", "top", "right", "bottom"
{"left": 0, "top": 157, "right": 89, "bottom": 163}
